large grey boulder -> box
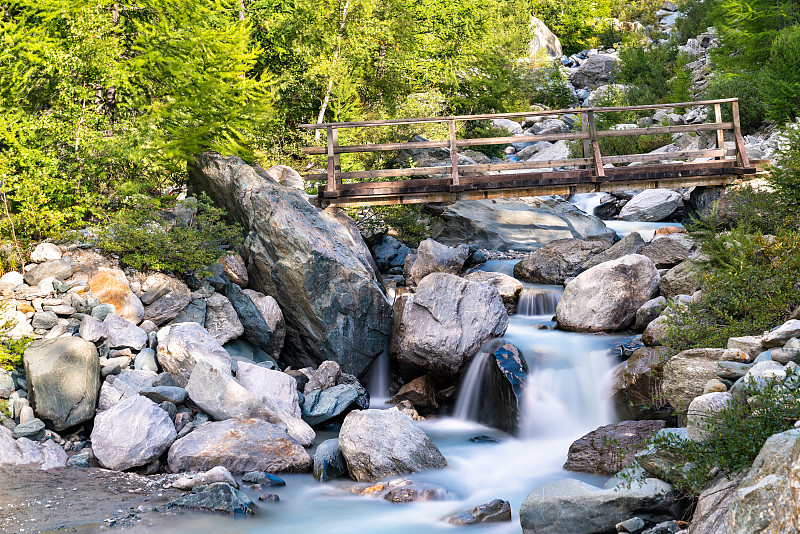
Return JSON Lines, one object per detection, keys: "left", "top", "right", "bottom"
{"left": 104, "top": 313, "right": 148, "bottom": 351}
{"left": 582, "top": 232, "right": 646, "bottom": 271}
{"left": 513, "top": 238, "right": 607, "bottom": 285}
{"left": 156, "top": 322, "right": 232, "bottom": 387}
{"left": 762, "top": 319, "right": 800, "bottom": 348}
{"left": 313, "top": 438, "right": 347, "bottom": 482}
{"left": 0, "top": 426, "right": 67, "bottom": 470}
{"left": 662, "top": 348, "right": 748, "bottom": 411}
{"left": 370, "top": 235, "right": 412, "bottom": 272}
{"left": 432, "top": 197, "right": 617, "bottom": 252}
{"left": 23, "top": 259, "right": 74, "bottom": 286}
{"left": 391, "top": 273, "right": 508, "bottom": 380}
{"left": 167, "top": 418, "right": 312, "bottom": 474}
{"left": 728, "top": 429, "right": 800, "bottom": 533}
{"left": 659, "top": 259, "right": 700, "bottom": 299}
{"left": 688, "top": 472, "right": 744, "bottom": 534}
{"left": 556, "top": 255, "right": 660, "bottom": 332}
{"left": 569, "top": 54, "right": 618, "bottom": 88}
{"left": 338, "top": 409, "right": 447, "bottom": 482}
{"left": 241, "top": 289, "right": 286, "bottom": 358}
{"left": 520, "top": 477, "right": 681, "bottom": 534}
{"left": 641, "top": 237, "right": 691, "bottom": 268}
{"left": 619, "top": 189, "right": 683, "bottom": 222}
{"left": 407, "top": 239, "right": 469, "bottom": 284}
{"left": 142, "top": 277, "right": 191, "bottom": 326}
{"left": 91, "top": 395, "right": 176, "bottom": 471}
{"left": 24, "top": 337, "right": 100, "bottom": 430}
{"left": 611, "top": 346, "right": 671, "bottom": 421}
{"left": 301, "top": 384, "right": 358, "bottom": 426}
{"left": 564, "top": 420, "right": 666, "bottom": 475}
{"left": 171, "top": 482, "right": 255, "bottom": 515}
{"left": 686, "top": 392, "right": 732, "bottom": 441}
{"left": 189, "top": 154, "right": 391, "bottom": 376}
{"left": 185, "top": 360, "right": 276, "bottom": 422}
{"left": 529, "top": 16, "right": 562, "bottom": 57}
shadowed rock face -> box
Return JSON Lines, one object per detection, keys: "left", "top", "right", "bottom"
{"left": 189, "top": 154, "right": 392, "bottom": 377}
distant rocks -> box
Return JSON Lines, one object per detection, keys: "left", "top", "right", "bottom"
{"left": 619, "top": 189, "right": 683, "bottom": 222}
{"left": 513, "top": 238, "right": 607, "bottom": 285}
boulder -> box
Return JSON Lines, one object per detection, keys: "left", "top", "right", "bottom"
{"left": 263, "top": 164, "right": 305, "bottom": 190}
{"left": 569, "top": 54, "right": 618, "bottom": 89}
{"left": 641, "top": 238, "right": 690, "bottom": 268}
{"left": 338, "top": 409, "right": 447, "bottom": 482}
{"left": 529, "top": 16, "right": 562, "bottom": 57}
{"left": 0, "top": 426, "right": 67, "bottom": 470}
{"left": 371, "top": 235, "right": 412, "bottom": 272}
{"left": 687, "top": 472, "right": 744, "bottom": 534}
{"left": 619, "top": 190, "right": 683, "bottom": 222}
{"left": 635, "top": 428, "right": 689, "bottom": 482}
{"left": 686, "top": 392, "right": 732, "bottom": 441}
{"left": 185, "top": 360, "right": 275, "bottom": 422}
{"left": 463, "top": 271, "right": 523, "bottom": 313}
{"left": 727, "top": 336, "right": 765, "bottom": 360}
{"left": 30, "top": 243, "right": 62, "bottom": 263}
{"left": 23, "top": 259, "right": 74, "bottom": 287}
{"left": 659, "top": 260, "right": 700, "bottom": 299}
{"left": 447, "top": 499, "right": 512, "bottom": 525}
{"left": 156, "top": 322, "right": 232, "bottom": 387}
{"left": 432, "top": 197, "right": 617, "bottom": 252}
{"left": 313, "top": 438, "right": 347, "bottom": 482}
{"left": 172, "top": 465, "right": 238, "bottom": 490}
{"left": 91, "top": 395, "right": 176, "bottom": 471}
{"left": 236, "top": 361, "right": 301, "bottom": 417}
{"left": 642, "top": 315, "right": 670, "bottom": 346}
{"left": 520, "top": 477, "right": 681, "bottom": 534}
{"left": 728, "top": 429, "right": 800, "bottom": 533}
{"left": 762, "top": 319, "right": 800, "bottom": 348}
{"left": 390, "top": 375, "right": 438, "bottom": 414}
{"left": 189, "top": 154, "right": 392, "bottom": 377}
{"left": 513, "top": 239, "right": 607, "bottom": 285}
{"left": 140, "top": 386, "right": 187, "bottom": 404}
{"left": 391, "top": 273, "right": 508, "bottom": 381}
{"left": 167, "top": 418, "right": 312, "bottom": 474}
{"left": 171, "top": 482, "right": 255, "bottom": 515}
{"left": 23, "top": 337, "right": 100, "bottom": 430}
{"left": 0, "top": 369, "right": 13, "bottom": 398}
{"left": 556, "top": 255, "right": 660, "bottom": 332}
{"left": 142, "top": 277, "right": 191, "bottom": 326}
{"left": 218, "top": 254, "right": 249, "bottom": 288}
{"left": 301, "top": 384, "right": 358, "bottom": 426}
{"left": 407, "top": 239, "right": 469, "bottom": 284}
{"left": 635, "top": 297, "right": 667, "bottom": 331}
{"left": 611, "top": 346, "right": 672, "bottom": 421}
{"left": 79, "top": 315, "right": 108, "bottom": 343}
{"left": 582, "top": 232, "right": 646, "bottom": 271}
{"left": 303, "top": 360, "right": 341, "bottom": 393}
{"left": 221, "top": 285, "right": 286, "bottom": 359}
{"left": 104, "top": 314, "right": 148, "bottom": 351}
{"left": 88, "top": 267, "right": 144, "bottom": 324}
{"left": 204, "top": 292, "right": 244, "bottom": 345}
{"left": 662, "top": 348, "right": 748, "bottom": 410}
{"left": 564, "top": 420, "right": 666, "bottom": 475}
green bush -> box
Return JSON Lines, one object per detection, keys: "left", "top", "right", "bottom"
{"left": 769, "top": 125, "right": 800, "bottom": 219}
{"left": 590, "top": 87, "right": 672, "bottom": 157}
{"left": 704, "top": 72, "right": 767, "bottom": 134}
{"left": 524, "top": 64, "right": 578, "bottom": 110}
{"left": 0, "top": 300, "right": 31, "bottom": 371}
{"left": 347, "top": 205, "right": 430, "bottom": 247}
{"left": 763, "top": 25, "right": 800, "bottom": 125}
{"left": 97, "top": 193, "right": 243, "bottom": 274}
{"left": 641, "top": 368, "right": 800, "bottom": 495}
{"left": 664, "top": 222, "right": 800, "bottom": 352}
{"left": 462, "top": 121, "right": 511, "bottom": 159}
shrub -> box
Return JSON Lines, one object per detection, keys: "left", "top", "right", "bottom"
{"left": 769, "top": 124, "right": 800, "bottom": 220}
{"left": 704, "top": 72, "right": 767, "bottom": 134}
{"left": 641, "top": 368, "right": 800, "bottom": 495}
{"left": 524, "top": 63, "right": 578, "bottom": 110}
{"left": 763, "top": 25, "right": 800, "bottom": 125}
{"left": 616, "top": 39, "right": 681, "bottom": 105}
{"left": 591, "top": 87, "right": 672, "bottom": 157}
{"left": 347, "top": 205, "right": 430, "bottom": 247}
{"left": 462, "top": 121, "right": 511, "bottom": 159}
{"left": 0, "top": 300, "right": 31, "bottom": 371}
{"left": 97, "top": 193, "right": 243, "bottom": 274}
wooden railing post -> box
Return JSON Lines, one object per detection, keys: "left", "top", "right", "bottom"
{"left": 326, "top": 125, "right": 340, "bottom": 196}
{"left": 713, "top": 103, "right": 725, "bottom": 161}
{"left": 580, "top": 112, "right": 592, "bottom": 171}
{"left": 587, "top": 110, "right": 605, "bottom": 180}
{"left": 731, "top": 100, "right": 750, "bottom": 168}
{"left": 448, "top": 119, "right": 461, "bottom": 191}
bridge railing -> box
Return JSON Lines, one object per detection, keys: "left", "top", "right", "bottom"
{"left": 299, "top": 97, "right": 752, "bottom": 205}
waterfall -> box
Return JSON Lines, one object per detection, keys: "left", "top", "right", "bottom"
{"left": 517, "top": 287, "right": 561, "bottom": 317}
{"left": 366, "top": 350, "right": 390, "bottom": 408}
{"left": 453, "top": 350, "right": 492, "bottom": 421}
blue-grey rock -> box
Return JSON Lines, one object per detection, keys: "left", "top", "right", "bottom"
{"left": 446, "top": 499, "right": 512, "bottom": 525}
{"left": 313, "top": 438, "right": 347, "bottom": 482}
{"left": 242, "top": 471, "right": 286, "bottom": 486}
{"left": 170, "top": 299, "right": 207, "bottom": 326}
{"left": 12, "top": 418, "right": 46, "bottom": 440}
{"left": 171, "top": 482, "right": 255, "bottom": 515}
{"left": 91, "top": 303, "right": 117, "bottom": 322}
{"left": 104, "top": 314, "right": 147, "bottom": 351}
{"left": 301, "top": 384, "right": 358, "bottom": 426}
{"left": 135, "top": 348, "right": 158, "bottom": 372}
{"left": 67, "top": 451, "right": 91, "bottom": 468}
{"left": 223, "top": 338, "right": 279, "bottom": 368}
{"left": 140, "top": 386, "right": 187, "bottom": 404}
{"left": 371, "top": 235, "right": 412, "bottom": 272}
{"left": 23, "top": 259, "right": 74, "bottom": 286}
{"left": 189, "top": 154, "right": 392, "bottom": 376}
{"left": 24, "top": 337, "right": 100, "bottom": 431}
{"left": 156, "top": 322, "right": 232, "bottom": 387}
{"left": 0, "top": 369, "right": 14, "bottom": 398}
{"left": 258, "top": 493, "right": 280, "bottom": 502}
{"left": 31, "top": 311, "right": 58, "bottom": 331}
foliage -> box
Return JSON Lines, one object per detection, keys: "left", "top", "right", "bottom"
{"left": 704, "top": 72, "right": 767, "bottom": 133}
{"left": 523, "top": 63, "right": 578, "bottom": 110}
{"left": 96, "top": 194, "right": 243, "bottom": 274}
{"left": 616, "top": 38, "right": 691, "bottom": 105}
{"left": 770, "top": 125, "right": 800, "bottom": 217}
{"left": 0, "top": 0, "right": 269, "bottom": 244}
{"left": 348, "top": 205, "right": 430, "bottom": 246}
{"left": 462, "top": 121, "right": 509, "bottom": 159}
{"left": 0, "top": 300, "right": 31, "bottom": 371}
{"left": 672, "top": 0, "right": 719, "bottom": 43}
{"left": 529, "top": 0, "right": 611, "bottom": 54}
{"left": 763, "top": 24, "right": 800, "bottom": 124}
{"left": 643, "top": 368, "right": 800, "bottom": 495}
{"left": 664, "top": 220, "right": 800, "bottom": 351}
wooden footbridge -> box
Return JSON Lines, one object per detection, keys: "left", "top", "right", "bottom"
{"left": 300, "top": 98, "right": 760, "bottom": 208}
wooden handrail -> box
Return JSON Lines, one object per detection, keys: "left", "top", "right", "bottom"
{"left": 299, "top": 98, "right": 756, "bottom": 204}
